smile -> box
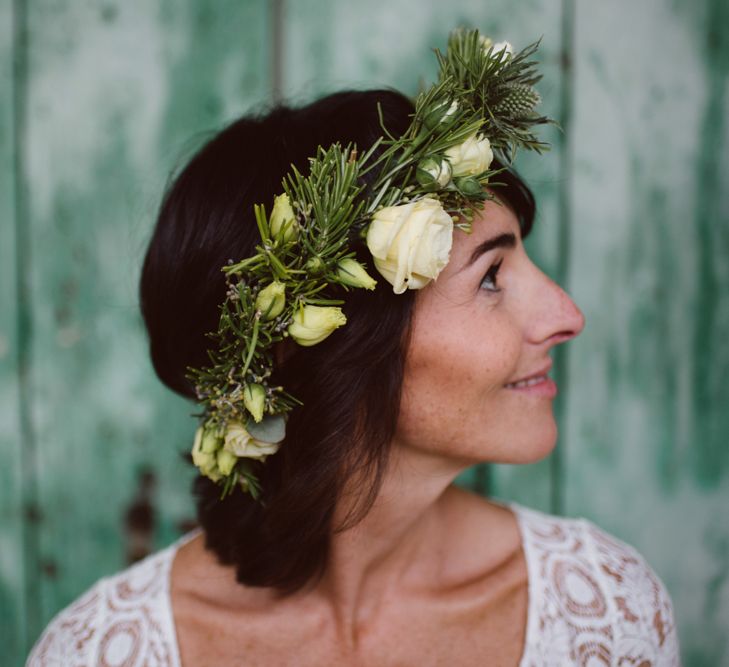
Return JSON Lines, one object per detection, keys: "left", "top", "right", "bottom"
{"left": 504, "top": 374, "right": 558, "bottom": 398}
{"left": 505, "top": 375, "right": 548, "bottom": 389}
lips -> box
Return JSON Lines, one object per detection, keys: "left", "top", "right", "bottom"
{"left": 505, "top": 361, "right": 553, "bottom": 388}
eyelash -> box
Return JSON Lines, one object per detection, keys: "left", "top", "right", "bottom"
{"left": 479, "top": 259, "right": 504, "bottom": 293}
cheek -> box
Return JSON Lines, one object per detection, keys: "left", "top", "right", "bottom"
{"left": 397, "top": 309, "right": 522, "bottom": 437}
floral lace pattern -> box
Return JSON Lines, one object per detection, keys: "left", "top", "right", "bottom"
{"left": 27, "top": 504, "right": 681, "bottom": 666}
{"left": 512, "top": 503, "right": 681, "bottom": 666}
{"left": 26, "top": 532, "right": 190, "bottom": 667}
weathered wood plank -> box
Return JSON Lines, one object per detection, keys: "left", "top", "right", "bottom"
{"left": 565, "top": 0, "right": 729, "bottom": 663}
{"left": 0, "top": 3, "right": 30, "bottom": 665}
{"left": 281, "top": 0, "right": 566, "bottom": 510}
{"left": 22, "top": 0, "right": 272, "bottom": 650}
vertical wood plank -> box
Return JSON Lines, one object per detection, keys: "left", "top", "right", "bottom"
{"left": 23, "top": 0, "right": 272, "bottom": 650}
{"left": 1, "top": 3, "right": 30, "bottom": 665}
{"left": 282, "top": 0, "right": 567, "bottom": 510}
{"left": 565, "top": 0, "right": 729, "bottom": 663}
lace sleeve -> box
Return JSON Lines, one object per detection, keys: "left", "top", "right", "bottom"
{"left": 584, "top": 520, "right": 682, "bottom": 666}
{"left": 25, "top": 581, "right": 105, "bottom": 667}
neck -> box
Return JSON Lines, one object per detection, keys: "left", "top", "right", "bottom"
{"left": 310, "top": 444, "right": 467, "bottom": 647}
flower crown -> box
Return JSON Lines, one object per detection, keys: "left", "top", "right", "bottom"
{"left": 185, "top": 28, "right": 558, "bottom": 500}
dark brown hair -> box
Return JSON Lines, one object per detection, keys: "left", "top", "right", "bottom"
{"left": 138, "top": 89, "right": 536, "bottom": 596}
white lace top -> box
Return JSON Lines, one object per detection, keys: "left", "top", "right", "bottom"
{"left": 26, "top": 501, "right": 682, "bottom": 666}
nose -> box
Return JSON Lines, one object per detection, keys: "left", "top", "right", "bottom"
{"left": 529, "top": 271, "right": 585, "bottom": 346}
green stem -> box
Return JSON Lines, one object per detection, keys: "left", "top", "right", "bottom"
{"left": 241, "top": 315, "right": 260, "bottom": 378}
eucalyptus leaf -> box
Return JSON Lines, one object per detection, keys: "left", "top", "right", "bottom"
{"left": 247, "top": 414, "right": 287, "bottom": 443}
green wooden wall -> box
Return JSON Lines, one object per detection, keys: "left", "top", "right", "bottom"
{"left": 2, "top": 1, "right": 727, "bottom": 665}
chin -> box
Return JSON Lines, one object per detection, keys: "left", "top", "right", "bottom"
{"left": 491, "top": 417, "right": 559, "bottom": 465}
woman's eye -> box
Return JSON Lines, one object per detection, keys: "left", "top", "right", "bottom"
{"left": 480, "top": 259, "right": 503, "bottom": 292}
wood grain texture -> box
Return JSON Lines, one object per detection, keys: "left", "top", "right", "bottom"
{"left": 3, "top": 1, "right": 727, "bottom": 665}
{"left": 1, "top": 3, "right": 30, "bottom": 666}
{"left": 16, "top": 0, "right": 272, "bottom": 658}
{"left": 564, "top": 0, "right": 728, "bottom": 664}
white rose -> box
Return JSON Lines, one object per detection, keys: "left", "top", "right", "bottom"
{"left": 444, "top": 133, "right": 493, "bottom": 177}
{"left": 366, "top": 197, "right": 453, "bottom": 294}
{"left": 491, "top": 40, "right": 514, "bottom": 61}
{"left": 223, "top": 420, "right": 280, "bottom": 461}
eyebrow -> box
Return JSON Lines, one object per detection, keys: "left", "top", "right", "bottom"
{"left": 464, "top": 232, "right": 517, "bottom": 269}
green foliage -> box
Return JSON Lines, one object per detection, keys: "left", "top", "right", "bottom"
{"left": 184, "top": 28, "right": 557, "bottom": 499}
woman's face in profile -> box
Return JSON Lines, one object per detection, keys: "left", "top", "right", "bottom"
{"left": 396, "top": 196, "right": 585, "bottom": 466}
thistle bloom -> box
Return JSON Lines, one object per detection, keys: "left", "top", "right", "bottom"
{"left": 288, "top": 305, "right": 347, "bottom": 346}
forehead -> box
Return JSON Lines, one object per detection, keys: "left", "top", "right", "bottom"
{"left": 450, "top": 195, "right": 521, "bottom": 258}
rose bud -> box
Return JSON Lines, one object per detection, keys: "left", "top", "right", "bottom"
{"left": 270, "top": 193, "right": 298, "bottom": 242}
{"left": 336, "top": 258, "right": 377, "bottom": 290}
{"left": 255, "top": 281, "right": 286, "bottom": 320}
{"left": 444, "top": 132, "right": 493, "bottom": 177}
{"left": 416, "top": 156, "right": 452, "bottom": 191}
{"left": 288, "top": 305, "right": 347, "bottom": 346}
{"left": 243, "top": 383, "right": 266, "bottom": 423}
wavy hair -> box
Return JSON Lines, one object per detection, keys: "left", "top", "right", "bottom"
{"left": 138, "top": 89, "right": 536, "bottom": 595}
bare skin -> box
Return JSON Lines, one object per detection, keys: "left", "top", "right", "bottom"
{"left": 171, "top": 197, "right": 585, "bottom": 666}
{"left": 172, "top": 488, "right": 528, "bottom": 667}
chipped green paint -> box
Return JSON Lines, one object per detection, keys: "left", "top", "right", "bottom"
{"left": 2, "top": 2, "right": 33, "bottom": 666}
{"left": 692, "top": 0, "right": 729, "bottom": 489}
{"left": 565, "top": 0, "right": 728, "bottom": 664}
{"left": 3, "top": 1, "right": 729, "bottom": 666}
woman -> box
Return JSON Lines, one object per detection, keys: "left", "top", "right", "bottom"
{"left": 28, "top": 49, "right": 681, "bottom": 667}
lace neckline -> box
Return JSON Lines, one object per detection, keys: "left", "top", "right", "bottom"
{"left": 161, "top": 500, "right": 536, "bottom": 667}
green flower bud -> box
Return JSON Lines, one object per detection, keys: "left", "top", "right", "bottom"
{"left": 201, "top": 425, "right": 222, "bottom": 454}
{"left": 191, "top": 425, "right": 223, "bottom": 481}
{"left": 243, "top": 383, "right": 266, "bottom": 423}
{"left": 336, "top": 258, "right": 377, "bottom": 290}
{"left": 454, "top": 176, "right": 484, "bottom": 196}
{"left": 288, "top": 305, "right": 347, "bottom": 347}
{"left": 305, "top": 256, "right": 326, "bottom": 275}
{"left": 416, "top": 156, "right": 452, "bottom": 191}
{"left": 423, "top": 99, "right": 459, "bottom": 130}
{"left": 270, "top": 193, "right": 298, "bottom": 242}
{"left": 216, "top": 448, "right": 238, "bottom": 476}
{"left": 255, "top": 281, "right": 286, "bottom": 320}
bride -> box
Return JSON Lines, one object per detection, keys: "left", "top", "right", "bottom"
{"left": 27, "top": 31, "right": 681, "bottom": 667}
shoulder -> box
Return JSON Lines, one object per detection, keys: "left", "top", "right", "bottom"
{"left": 507, "top": 501, "right": 682, "bottom": 666}
{"left": 26, "top": 534, "right": 197, "bottom": 667}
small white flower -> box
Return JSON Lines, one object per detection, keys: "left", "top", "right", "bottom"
{"left": 366, "top": 197, "right": 453, "bottom": 294}
{"left": 444, "top": 133, "right": 493, "bottom": 178}
{"left": 491, "top": 40, "right": 513, "bottom": 62}
{"left": 223, "top": 420, "right": 280, "bottom": 460}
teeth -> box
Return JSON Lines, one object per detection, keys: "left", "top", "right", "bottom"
{"left": 506, "top": 375, "right": 546, "bottom": 388}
